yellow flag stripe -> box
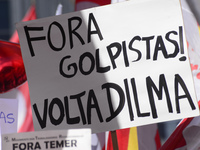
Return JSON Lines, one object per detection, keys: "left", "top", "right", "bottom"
{"left": 198, "top": 26, "right": 200, "bottom": 35}
{"left": 127, "top": 127, "right": 139, "bottom": 150}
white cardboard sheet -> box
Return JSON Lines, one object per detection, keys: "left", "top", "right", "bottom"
{"left": 16, "top": 0, "right": 199, "bottom": 133}
{"left": 0, "top": 98, "right": 18, "bottom": 150}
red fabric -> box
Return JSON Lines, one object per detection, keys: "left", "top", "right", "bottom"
{"left": 75, "top": 0, "right": 111, "bottom": 6}
{"left": 75, "top": 0, "right": 111, "bottom": 11}
{"left": 160, "top": 118, "right": 193, "bottom": 150}
{"left": 9, "top": 5, "right": 36, "bottom": 43}
{"left": 116, "top": 128, "right": 130, "bottom": 150}
{"left": 107, "top": 128, "right": 130, "bottom": 150}
{"left": 102, "top": 145, "right": 105, "bottom": 150}
{"left": 160, "top": 101, "right": 200, "bottom": 150}
{"left": 155, "top": 129, "right": 161, "bottom": 150}
{"left": 17, "top": 81, "right": 34, "bottom": 132}
{"left": 107, "top": 132, "right": 114, "bottom": 150}
{"left": 0, "top": 40, "right": 26, "bottom": 93}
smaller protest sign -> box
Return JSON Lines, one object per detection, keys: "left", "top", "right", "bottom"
{"left": 0, "top": 98, "right": 18, "bottom": 134}
{"left": 0, "top": 98, "right": 18, "bottom": 150}
{"left": 2, "top": 128, "right": 91, "bottom": 150}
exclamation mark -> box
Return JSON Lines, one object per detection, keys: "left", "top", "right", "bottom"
{"left": 179, "top": 26, "right": 186, "bottom": 61}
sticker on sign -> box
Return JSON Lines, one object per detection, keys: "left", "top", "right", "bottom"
{"left": 2, "top": 129, "right": 91, "bottom": 150}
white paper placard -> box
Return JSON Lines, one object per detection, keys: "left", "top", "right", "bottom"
{"left": 16, "top": 0, "right": 199, "bottom": 133}
{"left": 0, "top": 98, "right": 18, "bottom": 134}
{"left": 2, "top": 129, "right": 91, "bottom": 150}
{"left": 0, "top": 98, "right": 18, "bottom": 150}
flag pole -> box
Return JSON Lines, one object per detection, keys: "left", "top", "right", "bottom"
{"left": 111, "top": 130, "right": 119, "bottom": 150}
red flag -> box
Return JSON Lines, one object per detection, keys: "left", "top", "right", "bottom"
{"left": 106, "top": 128, "right": 130, "bottom": 150}
{"left": 9, "top": 5, "right": 36, "bottom": 43}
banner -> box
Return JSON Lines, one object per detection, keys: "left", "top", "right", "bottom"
{"left": 2, "top": 129, "right": 91, "bottom": 150}
{"left": 16, "top": 0, "right": 199, "bottom": 133}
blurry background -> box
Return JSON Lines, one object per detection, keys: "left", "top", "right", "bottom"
{"left": 0, "top": 0, "right": 75, "bottom": 40}
{"left": 0, "top": 0, "right": 200, "bottom": 145}
{"left": 187, "top": 0, "right": 200, "bottom": 24}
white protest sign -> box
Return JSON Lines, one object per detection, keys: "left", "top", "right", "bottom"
{"left": 16, "top": 0, "right": 199, "bottom": 133}
{"left": 0, "top": 98, "right": 18, "bottom": 150}
{"left": 0, "top": 98, "right": 18, "bottom": 133}
{"left": 2, "top": 129, "right": 91, "bottom": 150}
